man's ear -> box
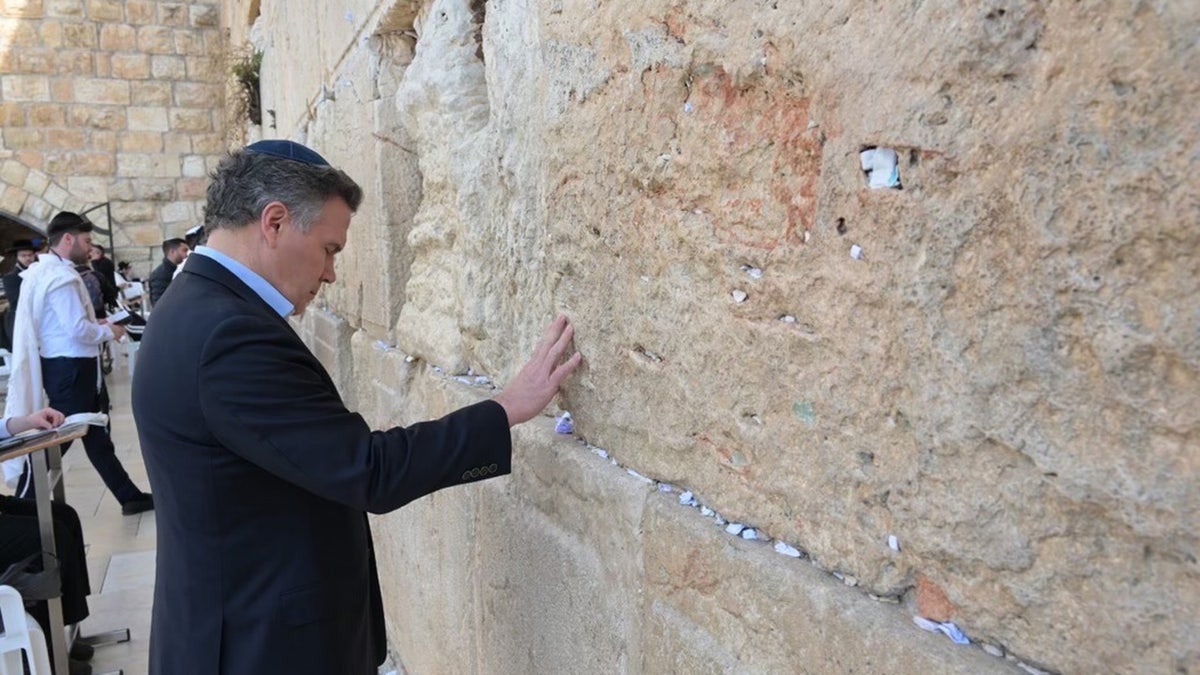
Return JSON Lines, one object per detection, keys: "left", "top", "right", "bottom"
{"left": 259, "top": 201, "right": 290, "bottom": 248}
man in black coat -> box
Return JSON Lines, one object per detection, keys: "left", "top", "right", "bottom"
{"left": 145, "top": 238, "right": 188, "bottom": 305}
{"left": 87, "top": 244, "right": 118, "bottom": 310}
{"left": 2, "top": 238, "right": 39, "bottom": 350}
{"left": 131, "top": 140, "right": 581, "bottom": 675}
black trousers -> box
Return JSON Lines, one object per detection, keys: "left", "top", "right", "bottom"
{"left": 0, "top": 495, "right": 91, "bottom": 626}
{"left": 17, "top": 357, "right": 142, "bottom": 504}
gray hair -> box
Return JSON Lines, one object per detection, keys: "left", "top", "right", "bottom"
{"left": 204, "top": 151, "right": 364, "bottom": 233}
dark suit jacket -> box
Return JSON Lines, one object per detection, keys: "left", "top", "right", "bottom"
{"left": 91, "top": 256, "right": 118, "bottom": 308}
{"left": 3, "top": 265, "right": 24, "bottom": 311}
{"left": 2, "top": 265, "right": 25, "bottom": 350}
{"left": 146, "top": 257, "right": 176, "bottom": 305}
{"left": 131, "top": 254, "right": 512, "bottom": 675}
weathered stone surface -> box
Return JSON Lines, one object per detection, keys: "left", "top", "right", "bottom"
{"left": 73, "top": 78, "right": 130, "bottom": 105}
{"left": 63, "top": 176, "right": 106, "bottom": 203}
{"left": 12, "top": 47, "right": 57, "bottom": 74}
{"left": 130, "top": 81, "right": 172, "bottom": 105}
{"left": 41, "top": 181, "right": 67, "bottom": 207}
{"left": 117, "top": 152, "right": 179, "bottom": 178}
{"left": 241, "top": 1, "right": 1200, "bottom": 673}
{"left": 27, "top": 103, "right": 64, "bottom": 127}
{"left": 118, "top": 130, "right": 164, "bottom": 153}
{"left": 0, "top": 185, "right": 29, "bottom": 214}
{"left": 1, "top": 75, "right": 50, "bottom": 101}
{"left": 46, "top": 128, "right": 85, "bottom": 150}
{"left": 111, "top": 53, "right": 151, "bottom": 80}
{"left": 150, "top": 54, "right": 186, "bottom": 80}
{"left": 5, "top": 129, "right": 44, "bottom": 149}
{"left": 137, "top": 25, "right": 175, "bottom": 53}
{"left": 123, "top": 222, "right": 166, "bottom": 243}
{"left": 0, "top": 0, "right": 44, "bottom": 20}
{"left": 159, "top": 199, "right": 193, "bottom": 223}
{"left": 85, "top": 0, "right": 122, "bottom": 22}
{"left": 0, "top": 103, "right": 27, "bottom": 127}
{"left": 642, "top": 497, "right": 1011, "bottom": 674}
{"left": 0, "top": 161, "right": 30, "bottom": 189}
{"left": 126, "top": 106, "right": 169, "bottom": 132}
{"left": 124, "top": 0, "right": 155, "bottom": 24}
{"left": 68, "top": 105, "right": 125, "bottom": 131}
{"left": 99, "top": 23, "right": 136, "bottom": 51}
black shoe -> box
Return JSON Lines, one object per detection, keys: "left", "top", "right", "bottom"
{"left": 121, "top": 493, "right": 154, "bottom": 515}
{"left": 69, "top": 657, "right": 93, "bottom": 675}
{"left": 69, "top": 640, "right": 94, "bottom": 661}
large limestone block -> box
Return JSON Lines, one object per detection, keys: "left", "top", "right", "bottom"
{"left": 307, "top": 48, "right": 386, "bottom": 333}
{"left": 471, "top": 478, "right": 643, "bottom": 674}
{"left": 641, "top": 498, "right": 1014, "bottom": 674}
{"left": 257, "top": 0, "right": 383, "bottom": 134}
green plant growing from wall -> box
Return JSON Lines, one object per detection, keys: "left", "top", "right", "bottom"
{"left": 232, "top": 50, "right": 263, "bottom": 126}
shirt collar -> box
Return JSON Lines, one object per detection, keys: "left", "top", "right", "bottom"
{"left": 191, "top": 246, "right": 295, "bottom": 317}
{"left": 40, "top": 252, "right": 74, "bottom": 267}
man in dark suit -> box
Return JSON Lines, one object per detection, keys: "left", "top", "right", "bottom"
{"left": 145, "top": 238, "right": 188, "bottom": 305}
{"left": 131, "top": 140, "right": 580, "bottom": 675}
{"left": 2, "top": 238, "right": 39, "bottom": 350}
{"left": 87, "top": 243, "right": 118, "bottom": 311}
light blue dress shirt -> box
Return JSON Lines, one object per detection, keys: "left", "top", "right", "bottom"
{"left": 190, "top": 246, "right": 294, "bottom": 317}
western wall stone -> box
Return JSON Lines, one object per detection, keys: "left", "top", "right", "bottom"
{"left": 242, "top": 0, "right": 1197, "bottom": 672}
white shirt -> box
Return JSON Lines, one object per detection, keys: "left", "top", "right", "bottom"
{"left": 36, "top": 253, "right": 114, "bottom": 358}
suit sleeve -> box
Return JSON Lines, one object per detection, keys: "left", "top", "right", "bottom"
{"left": 147, "top": 268, "right": 165, "bottom": 304}
{"left": 97, "top": 268, "right": 119, "bottom": 307}
{"left": 197, "top": 313, "right": 512, "bottom": 514}
{"left": 2, "top": 273, "right": 20, "bottom": 308}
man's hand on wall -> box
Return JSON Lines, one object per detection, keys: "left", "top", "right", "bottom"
{"left": 494, "top": 315, "right": 582, "bottom": 428}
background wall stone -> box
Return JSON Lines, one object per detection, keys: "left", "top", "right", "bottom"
{"left": 0, "top": 0, "right": 226, "bottom": 272}
{"left": 270, "top": 1, "right": 1198, "bottom": 673}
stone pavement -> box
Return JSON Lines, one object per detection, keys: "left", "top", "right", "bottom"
{"left": 66, "top": 364, "right": 154, "bottom": 675}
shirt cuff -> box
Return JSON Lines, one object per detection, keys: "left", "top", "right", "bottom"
{"left": 0, "top": 419, "right": 12, "bottom": 440}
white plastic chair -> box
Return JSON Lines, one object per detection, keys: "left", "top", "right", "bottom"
{"left": 0, "top": 585, "right": 52, "bottom": 675}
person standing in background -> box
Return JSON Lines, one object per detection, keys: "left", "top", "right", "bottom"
{"left": 147, "top": 238, "right": 189, "bottom": 306}
{"left": 4, "top": 212, "right": 152, "bottom": 515}
{"left": 87, "top": 244, "right": 119, "bottom": 312}
{"left": 1, "top": 239, "right": 40, "bottom": 351}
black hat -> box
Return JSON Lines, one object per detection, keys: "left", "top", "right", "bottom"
{"left": 244, "top": 140, "right": 330, "bottom": 166}
{"left": 5, "top": 239, "right": 39, "bottom": 255}
{"left": 46, "top": 211, "right": 93, "bottom": 239}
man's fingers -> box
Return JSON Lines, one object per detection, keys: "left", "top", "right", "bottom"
{"left": 546, "top": 323, "right": 575, "bottom": 369}
{"left": 551, "top": 352, "right": 583, "bottom": 385}
{"left": 532, "top": 315, "right": 565, "bottom": 360}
